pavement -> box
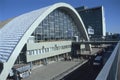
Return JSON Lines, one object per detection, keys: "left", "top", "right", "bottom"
{"left": 25, "top": 59, "right": 85, "bottom": 80}
{"left": 24, "top": 46, "right": 108, "bottom": 80}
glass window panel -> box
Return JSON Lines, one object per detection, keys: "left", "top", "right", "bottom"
{"left": 32, "top": 9, "right": 81, "bottom": 41}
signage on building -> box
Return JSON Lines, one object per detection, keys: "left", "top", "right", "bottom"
{"left": 88, "top": 26, "right": 94, "bottom": 35}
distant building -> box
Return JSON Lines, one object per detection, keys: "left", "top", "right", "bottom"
{"left": 76, "top": 6, "right": 106, "bottom": 39}
{"left": 106, "top": 32, "right": 120, "bottom": 41}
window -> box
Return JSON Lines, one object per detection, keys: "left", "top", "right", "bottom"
{"left": 32, "top": 9, "right": 80, "bottom": 41}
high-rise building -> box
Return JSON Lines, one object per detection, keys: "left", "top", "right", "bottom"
{"left": 76, "top": 6, "right": 106, "bottom": 39}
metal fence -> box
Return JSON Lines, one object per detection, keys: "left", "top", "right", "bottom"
{"left": 96, "top": 41, "right": 120, "bottom": 80}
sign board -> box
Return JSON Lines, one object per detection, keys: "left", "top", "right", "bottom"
{"left": 88, "top": 27, "right": 94, "bottom": 35}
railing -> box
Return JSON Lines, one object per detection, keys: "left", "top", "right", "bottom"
{"left": 96, "top": 41, "right": 120, "bottom": 80}
{"left": 73, "top": 41, "right": 119, "bottom": 44}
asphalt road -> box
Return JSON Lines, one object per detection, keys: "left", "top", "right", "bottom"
{"left": 62, "top": 61, "right": 102, "bottom": 80}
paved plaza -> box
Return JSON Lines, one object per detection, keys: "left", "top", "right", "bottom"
{"left": 25, "top": 60, "right": 85, "bottom": 80}
{"left": 24, "top": 47, "right": 104, "bottom": 80}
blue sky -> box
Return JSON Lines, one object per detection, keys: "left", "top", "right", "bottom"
{"left": 0, "top": 0, "right": 120, "bottom": 33}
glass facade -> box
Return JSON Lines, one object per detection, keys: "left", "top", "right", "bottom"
{"left": 32, "top": 9, "right": 80, "bottom": 42}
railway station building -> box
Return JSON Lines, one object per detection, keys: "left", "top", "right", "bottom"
{"left": 0, "top": 3, "right": 90, "bottom": 79}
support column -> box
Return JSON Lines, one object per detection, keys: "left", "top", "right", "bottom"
{"left": 30, "top": 61, "right": 33, "bottom": 69}
{"left": 43, "top": 58, "right": 47, "bottom": 65}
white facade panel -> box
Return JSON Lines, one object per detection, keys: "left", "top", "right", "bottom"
{"left": 26, "top": 41, "right": 72, "bottom": 62}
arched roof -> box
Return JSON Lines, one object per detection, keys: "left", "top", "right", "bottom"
{"left": 0, "top": 2, "right": 89, "bottom": 79}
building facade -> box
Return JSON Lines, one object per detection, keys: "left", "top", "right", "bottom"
{"left": 76, "top": 6, "right": 106, "bottom": 40}
{"left": 0, "top": 3, "right": 90, "bottom": 80}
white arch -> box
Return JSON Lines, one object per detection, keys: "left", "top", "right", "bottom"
{"left": 0, "top": 3, "right": 90, "bottom": 80}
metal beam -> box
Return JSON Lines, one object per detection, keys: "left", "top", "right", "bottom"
{"left": 73, "top": 41, "right": 118, "bottom": 45}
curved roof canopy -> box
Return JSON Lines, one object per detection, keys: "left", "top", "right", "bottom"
{"left": 0, "top": 2, "right": 89, "bottom": 79}
{"left": 0, "top": 2, "right": 89, "bottom": 63}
